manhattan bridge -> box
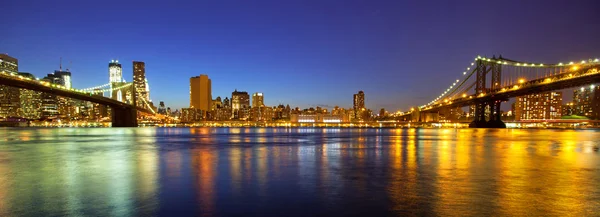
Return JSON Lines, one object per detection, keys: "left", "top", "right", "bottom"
{"left": 400, "top": 55, "right": 600, "bottom": 128}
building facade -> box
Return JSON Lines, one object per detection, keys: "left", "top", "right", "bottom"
{"left": 252, "top": 92, "right": 264, "bottom": 108}
{"left": 133, "top": 61, "right": 149, "bottom": 107}
{"left": 181, "top": 108, "right": 203, "bottom": 123}
{"left": 231, "top": 90, "right": 249, "bottom": 119}
{"left": 353, "top": 91, "right": 366, "bottom": 120}
{"left": 190, "top": 75, "right": 211, "bottom": 113}
{"left": 515, "top": 91, "right": 562, "bottom": 120}
{"left": 18, "top": 72, "right": 42, "bottom": 119}
{"left": 573, "top": 85, "right": 600, "bottom": 118}
{"left": 0, "top": 54, "right": 20, "bottom": 118}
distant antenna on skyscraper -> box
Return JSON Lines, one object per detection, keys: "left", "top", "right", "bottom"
{"left": 59, "top": 57, "right": 63, "bottom": 70}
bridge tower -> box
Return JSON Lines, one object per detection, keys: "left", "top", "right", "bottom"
{"left": 111, "top": 82, "right": 138, "bottom": 127}
{"left": 469, "top": 56, "right": 506, "bottom": 128}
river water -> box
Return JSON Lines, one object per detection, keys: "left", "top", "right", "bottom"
{"left": 0, "top": 128, "right": 599, "bottom": 216}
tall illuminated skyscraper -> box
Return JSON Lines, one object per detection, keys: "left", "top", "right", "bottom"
{"left": 133, "top": 61, "right": 148, "bottom": 106}
{"left": 109, "top": 60, "right": 123, "bottom": 83}
{"left": 190, "top": 75, "right": 212, "bottom": 112}
{"left": 0, "top": 54, "right": 21, "bottom": 118}
{"left": 252, "top": 92, "right": 264, "bottom": 107}
{"left": 109, "top": 60, "right": 124, "bottom": 101}
{"left": 353, "top": 91, "right": 365, "bottom": 111}
{"left": 353, "top": 90, "right": 365, "bottom": 120}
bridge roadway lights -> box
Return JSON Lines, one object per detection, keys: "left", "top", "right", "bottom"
{"left": 111, "top": 106, "right": 138, "bottom": 127}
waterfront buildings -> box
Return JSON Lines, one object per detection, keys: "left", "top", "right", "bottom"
{"left": 515, "top": 92, "right": 562, "bottom": 120}
{"left": 18, "top": 72, "right": 42, "bottom": 119}
{"left": 181, "top": 108, "right": 203, "bottom": 123}
{"left": 0, "top": 54, "right": 20, "bottom": 118}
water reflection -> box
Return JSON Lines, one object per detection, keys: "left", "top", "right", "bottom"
{"left": 0, "top": 128, "right": 599, "bottom": 216}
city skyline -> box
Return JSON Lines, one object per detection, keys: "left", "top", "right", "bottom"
{"left": 3, "top": 0, "right": 600, "bottom": 111}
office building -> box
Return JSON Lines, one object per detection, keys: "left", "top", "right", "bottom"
{"left": 190, "top": 75, "right": 212, "bottom": 112}
{"left": 109, "top": 60, "right": 123, "bottom": 83}
{"left": 108, "top": 60, "right": 126, "bottom": 101}
{"left": 252, "top": 92, "right": 264, "bottom": 108}
{"left": 18, "top": 72, "right": 42, "bottom": 119}
{"left": 515, "top": 91, "right": 562, "bottom": 120}
{"left": 133, "top": 61, "right": 149, "bottom": 106}
{"left": 231, "top": 90, "right": 249, "bottom": 119}
{"left": 0, "top": 54, "right": 21, "bottom": 118}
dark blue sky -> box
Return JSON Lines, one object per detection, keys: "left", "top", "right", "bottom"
{"left": 3, "top": 0, "right": 600, "bottom": 111}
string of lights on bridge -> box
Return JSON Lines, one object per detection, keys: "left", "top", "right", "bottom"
{"left": 1, "top": 70, "right": 157, "bottom": 115}
{"left": 417, "top": 55, "right": 600, "bottom": 111}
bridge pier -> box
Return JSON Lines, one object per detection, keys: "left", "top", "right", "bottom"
{"left": 111, "top": 106, "right": 138, "bottom": 127}
{"left": 469, "top": 99, "right": 506, "bottom": 128}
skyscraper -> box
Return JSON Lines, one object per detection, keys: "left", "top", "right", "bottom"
{"left": 190, "top": 75, "right": 212, "bottom": 112}
{"left": 353, "top": 91, "right": 365, "bottom": 111}
{"left": 0, "top": 54, "right": 21, "bottom": 118}
{"left": 109, "top": 60, "right": 123, "bottom": 83}
{"left": 109, "top": 60, "right": 128, "bottom": 101}
{"left": 231, "top": 90, "right": 250, "bottom": 119}
{"left": 515, "top": 91, "right": 562, "bottom": 120}
{"left": 353, "top": 91, "right": 365, "bottom": 120}
{"left": 133, "top": 61, "right": 148, "bottom": 107}
{"left": 252, "top": 92, "right": 264, "bottom": 108}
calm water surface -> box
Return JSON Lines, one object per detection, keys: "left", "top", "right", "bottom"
{"left": 0, "top": 128, "right": 599, "bottom": 216}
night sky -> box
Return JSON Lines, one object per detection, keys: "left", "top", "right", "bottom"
{"left": 3, "top": 0, "right": 600, "bottom": 111}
